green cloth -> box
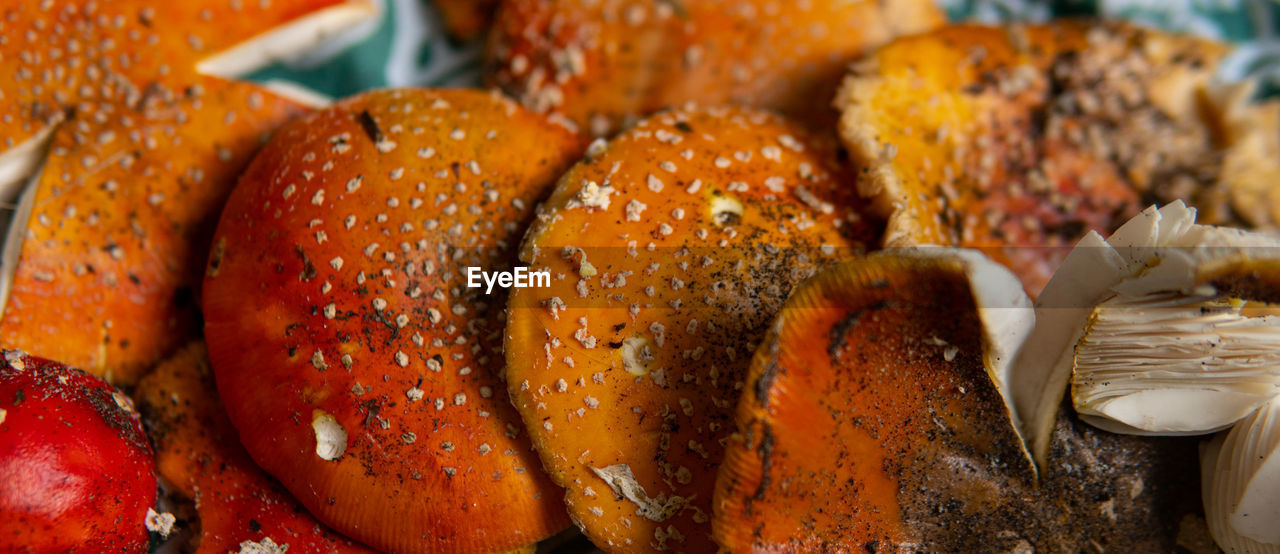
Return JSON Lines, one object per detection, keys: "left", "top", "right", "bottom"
{"left": 249, "top": 0, "right": 1280, "bottom": 99}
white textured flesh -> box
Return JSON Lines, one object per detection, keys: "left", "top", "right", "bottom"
{"left": 1012, "top": 200, "right": 1280, "bottom": 466}
{"left": 1013, "top": 229, "right": 1128, "bottom": 467}
{"left": 259, "top": 79, "right": 334, "bottom": 108}
{"left": 0, "top": 125, "right": 55, "bottom": 196}
{"left": 1106, "top": 203, "right": 1167, "bottom": 263}
{"left": 1203, "top": 396, "right": 1280, "bottom": 552}
{"left": 0, "top": 160, "right": 41, "bottom": 319}
{"left": 1074, "top": 292, "right": 1280, "bottom": 434}
{"left": 196, "top": 2, "right": 380, "bottom": 78}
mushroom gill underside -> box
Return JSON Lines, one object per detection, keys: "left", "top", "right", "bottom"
{"left": 1018, "top": 202, "right": 1280, "bottom": 552}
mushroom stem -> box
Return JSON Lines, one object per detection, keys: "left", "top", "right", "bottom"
{"left": 1202, "top": 395, "right": 1280, "bottom": 551}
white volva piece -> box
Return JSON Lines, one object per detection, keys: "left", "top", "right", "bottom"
{"left": 1012, "top": 201, "right": 1280, "bottom": 466}
{"left": 144, "top": 507, "right": 177, "bottom": 538}
{"left": 1202, "top": 395, "right": 1280, "bottom": 552}
{"left": 589, "top": 464, "right": 687, "bottom": 522}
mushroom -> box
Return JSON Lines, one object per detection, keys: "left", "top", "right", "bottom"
{"left": 0, "top": 0, "right": 378, "bottom": 384}
{"left": 0, "top": 350, "right": 157, "bottom": 552}
{"left": 1201, "top": 396, "right": 1280, "bottom": 552}
{"left": 835, "top": 21, "right": 1280, "bottom": 296}
{"left": 713, "top": 250, "right": 1205, "bottom": 550}
{"left": 486, "top": 0, "right": 943, "bottom": 135}
{"left": 1014, "top": 202, "right": 1280, "bottom": 465}
{"left": 202, "top": 88, "right": 586, "bottom": 553}
{"left": 503, "top": 105, "right": 878, "bottom": 551}
{"left": 1011, "top": 201, "right": 1280, "bottom": 552}
{"left": 713, "top": 251, "right": 1032, "bottom": 550}
{"left": 135, "top": 342, "right": 375, "bottom": 553}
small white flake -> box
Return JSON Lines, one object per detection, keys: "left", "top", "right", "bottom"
{"left": 144, "top": 508, "right": 176, "bottom": 538}
{"left": 237, "top": 537, "right": 288, "bottom": 554}
{"left": 312, "top": 410, "right": 346, "bottom": 461}
{"left": 625, "top": 199, "right": 647, "bottom": 222}
{"left": 568, "top": 181, "right": 613, "bottom": 211}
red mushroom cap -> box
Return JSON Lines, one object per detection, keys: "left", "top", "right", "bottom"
{"left": 0, "top": 350, "right": 157, "bottom": 553}
{"left": 137, "top": 341, "right": 375, "bottom": 553}
{"left": 202, "top": 88, "right": 586, "bottom": 553}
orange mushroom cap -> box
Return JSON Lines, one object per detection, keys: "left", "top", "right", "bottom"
{"left": 202, "top": 88, "right": 587, "bottom": 553}
{"left": 503, "top": 105, "right": 877, "bottom": 552}
{"left": 0, "top": 350, "right": 156, "bottom": 553}
{"left": 713, "top": 253, "right": 1206, "bottom": 551}
{"left": 0, "top": 0, "right": 368, "bottom": 154}
{"left": 0, "top": 81, "right": 307, "bottom": 385}
{"left": 486, "top": 0, "right": 944, "bottom": 135}
{"left": 835, "top": 21, "right": 1280, "bottom": 296}
{"left": 136, "top": 341, "right": 376, "bottom": 553}
{"left": 0, "top": 0, "right": 377, "bottom": 384}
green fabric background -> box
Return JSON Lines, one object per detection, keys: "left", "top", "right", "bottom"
{"left": 248, "top": 0, "right": 1280, "bottom": 99}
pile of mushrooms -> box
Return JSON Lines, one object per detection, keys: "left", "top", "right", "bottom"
{"left": 0, "top": 0, "right": 379, "bottom": 383}
{"left": 5, "top": 0, "right": 1280, "bottom": 551}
